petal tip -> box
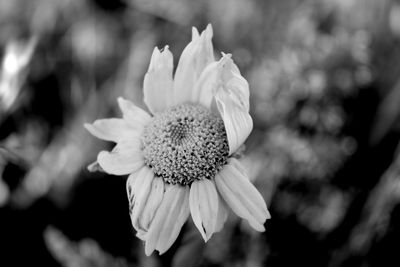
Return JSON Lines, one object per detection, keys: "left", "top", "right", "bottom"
{"left": 117, "top": 96, "right": 129, "bottom": 106}
{"left": 205, "top": 24, "right": 213, "bottom": 35}
{"left": 144, "top": 247, "right": 154, "bottom": 256}
{"left": 250, "top": 221, "right": 265, "bottom": 232}
{"left": 84, "top": 123, "right": 97, "bottom": 137}
{"left": 83, "top": 123, "right": 91, "bottom": 130}
{"left": 149, "top": 47, "right": 161, "bottom": 70}
{"left": 162, "top": 45, "right": 170, "bottom": 52}
{"left": 265, "top": 209, "right": 271, "bottom": 220}
{"left": 192, "top": 27, "right": 200, "bottom": 39}
{"left": 87, "top": 161, "right": 102, "bottom": 172}
{"left": 220, "top": 52, "right": 232, "bottom": 60}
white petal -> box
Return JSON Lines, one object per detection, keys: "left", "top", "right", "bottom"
{"left": 215, "top": 159, "right": 270, "bottom": 232}
{"left": 194, "top": 53, "right": 249, "bottom": 111}
{"left": 84, "top": 118, "right": 138, "bottom": 143}
{"left": 97, "top": 139, "right": 143, "bottom": 175}
{"left": 215, "top": 86, "right": 253, "bottom": 155}
{"left": 189, "top": 179, "right": 219, "bottom": 242}
{"left": 127, "top": 166, "right": 155, "bottom": 231}
{"left": 143, "top": 47, "right": 174, "bottom": 114}
{"left": 192, "top": 60, "right": 220, "bottom": 108}
{"left": 173, "top": 24, "right": 214, "bottom": 105}
{"left": 144, "top": 185, "right": 190, "bottom": 256}
{"left": 117, "top": 97, "right": 152, "bottom": 130}
{"left": 137, "top": 177, "right": 165, "bottom": 231}
{"left": 214, "top": 194, "right": 229, "bottom": 232}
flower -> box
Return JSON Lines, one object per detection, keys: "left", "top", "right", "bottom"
{"left": 85, "top": 24, "right": 271, "bottom": 256}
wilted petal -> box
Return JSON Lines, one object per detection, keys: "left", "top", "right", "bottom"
{"left": 144, "top": 185, "right": 190, "bottom": 256}
{"left": 97, "top": 139, "right": 144, "bottom": 175}
{"left": 173, "top": 24, "right": 214, "bottom": 105}
{"left": 126, "top": 166, "right": 156, "bottom": 232}
{"left": 143, "top": 47, "right": 174, "bottom": 114}
{"left": 84, "top": 118, "right": 138, "bottom": 143}
{"left": 189, "top": 179, "right": 219, "bottom": 242}
{"left": 215, "top": 159, "right": 270, "bottom": 232}
{"left": 117, "top": 97, "right": 152, "bottom": 130}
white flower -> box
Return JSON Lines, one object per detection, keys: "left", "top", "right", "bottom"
{"left": 85, "top": 24, "right": 270, "bottom": 256}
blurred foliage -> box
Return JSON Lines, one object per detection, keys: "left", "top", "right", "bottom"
{"left": 2, "top": 0, "right": 400, "bottom": 266}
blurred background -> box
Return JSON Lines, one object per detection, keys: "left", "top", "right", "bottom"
{"left": 1, "top": 0, "right": 400, "bottom": 266}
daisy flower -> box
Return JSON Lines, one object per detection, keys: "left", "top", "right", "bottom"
{"left": 85, "top": 24, "right": 270, "bottom": 256}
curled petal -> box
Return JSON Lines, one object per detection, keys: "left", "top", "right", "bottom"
{"left": 189, "top": 179, "right": 219, "bottom": 242}
{"left": 216, "top": 90, "right": 253, "bottom": 155}
{"left": 193, "top": 54, "right": 252, "bottom": 155}
{"left": 117, "top": 97, "right": 152, "bottom": 129}
{"left": 173, "top": 24, "right": 214, "bottom": 105}
{"left": 97, "top": 139, "right": 144, "bottom": 175}
{"left": 216, "top": 85, "right": 252, "bottom": 155}
{"left": 218, "top": 53, "right": 250, "bottom": 111}
{"left": 126, "top": 166, "right": 156, "bottom": 232}
{"left": 84, "top": 118, "right": 138, "bottom": 143}
{"left": 145, "top": 185, "right": 190, "bottom": 256}
{"left": 143, "top": 47, "right": 174, "bottom": 114}
{"left": 194, "top": 54, "right": 249, "bottom": 111}
{"left": 136, "top": 178, "right": 165, "bottom": 231}
{"left": 215, "top": 159, "right": 270, "bottom": 232}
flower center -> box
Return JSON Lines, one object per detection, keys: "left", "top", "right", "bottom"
{"left": 141, "top": 103, "right": 229, "bottom": 186}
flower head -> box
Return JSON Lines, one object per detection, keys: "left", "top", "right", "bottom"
{"left": 85, "top": 24, "right": 270, "bottom": 256}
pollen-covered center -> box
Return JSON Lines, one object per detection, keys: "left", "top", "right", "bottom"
{"left": 141, "top": 103, "right": 229, "bottom": 186}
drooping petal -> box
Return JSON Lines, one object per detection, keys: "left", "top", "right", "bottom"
{"left": 215, "top": 159, "right": 270, "bottom": 232}
{"left": 214, "top": 193, "right": 229, "bottom": 232}
{"left": 126, "top": 166, "right": 155, "bottom": 231}
{"left": 143, "top": 46, "right": 174, "bottom": 114}
{"left": 173, "top": 24, "right": 214, "bottom": 105}
{"left": 117, "top": 97, "right": 152, "bottom": 130}
{"left": 144, "top": 185, "right": 190, "bottom": 256}
{"left": 97, "top": 139, "right": 144, "bottom": 175}
{"left": 84, "top": 118, "right": 138, "bottom": 143}
{"left": 189, "top": 179, "right": 219, "bottom": 242}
